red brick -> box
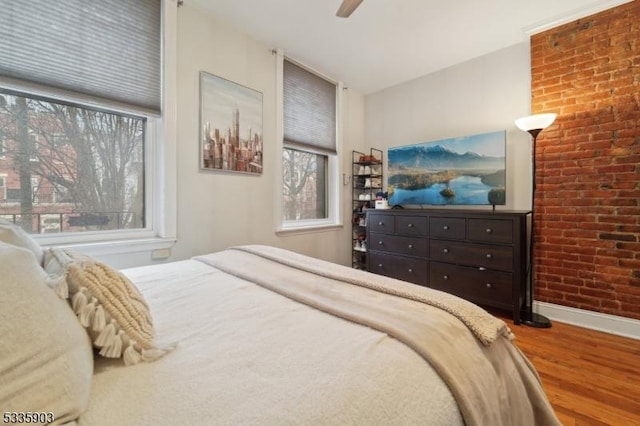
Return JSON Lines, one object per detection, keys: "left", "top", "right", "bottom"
{"left": 619, "top": 258, "right": 640, "bottom": 270}
{"left": 565, "top": 293, "right": 600, "bottom": 305}
{"left": 600, "top": 299, "right": 621, "bottom": 310}
{"left": 616, "top": 242, "right": 640, "bottom": 251}
{"left": 597, "top": 163, "right": 637, "bottom": 173}
{"left": 596, "top": 248, "right": 634, "bottom": 259}
{"left": 580, "top": 287, "right": 615, "bottom": 299}
{"left": 531, "top": 0, "right": 640, "bottom": 320}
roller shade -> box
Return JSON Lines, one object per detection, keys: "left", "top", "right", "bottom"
{"left": 0, "top": 0, "right": 161, "bottom": 114}
{"left": 283, "top": 59, "right": 336, "bottom": 154}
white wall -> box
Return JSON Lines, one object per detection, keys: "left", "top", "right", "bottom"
{"left": 167, "top": 4, "right": 365, "bottom": 265}
{"left": 91, "top": 7, "right": 530, "bottom": 268}
{"left": 365, "top": 43, "right": 534, "bottom": 210}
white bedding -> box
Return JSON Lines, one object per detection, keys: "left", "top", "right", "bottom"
{"left": 79, "top": 259, "right": 463, "bottom": 425}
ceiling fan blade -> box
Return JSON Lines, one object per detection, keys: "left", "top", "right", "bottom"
{"left": 336, "top": 0, "right": 364, "bottom": 18}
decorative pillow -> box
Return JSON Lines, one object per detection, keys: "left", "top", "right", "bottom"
{"left": 45, "top": 248, "right": 176, "bottom": 366}
{"left": 0, "top": 242, "right": 93, "bottom": 424}
{"left": 0, "top": 218, "right": 44, "bottom": 265}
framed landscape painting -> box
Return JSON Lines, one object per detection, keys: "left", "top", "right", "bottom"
{"left": 387, "top": 130, "right": 506, "bottom": 206}
{"left": 199, "top": 71, "right": 263, "bottom": 174}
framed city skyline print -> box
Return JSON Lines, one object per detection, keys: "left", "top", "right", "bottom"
{"left": 199, "top": 71, "right": 263, "bottom": 174}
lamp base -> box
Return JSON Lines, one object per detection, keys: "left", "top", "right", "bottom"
{"left": 522, "top": 312, "right": 552, "bottom": 328}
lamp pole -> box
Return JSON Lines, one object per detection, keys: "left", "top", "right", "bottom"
{"left": 515, "top": 113, "right": 557, "bottom": 328}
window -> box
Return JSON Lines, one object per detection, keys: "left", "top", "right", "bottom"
{"left": 0, "top": 0, "right": 165, "bottom": 241}
{"left": 53, "top": 183, "right": 73, "bottom": 204}
{"left": 0, "top": 92, "right": 146, "bottom": 233}
{"left": 6, "top": 189, "right": 20, "bottom": 202}
{"left": 0, "top": 130, "right": 6, "bottom": 157}
{"left": 280, "top": 57, "right": 340, "bottom": 230}
{"left": 52, "top": 133, "right": 68, "bottom": 148}
{"left": 0, "top": 175, "right": 5, "bottom": 202}
{"left": 283, "top": 149, "right": 327, "bottom": 220}
{"left": 30, "top": 175, "right": 40, "bottom": 204}
{"left": 28, "top": 132, "right": 39, "bottom": 162}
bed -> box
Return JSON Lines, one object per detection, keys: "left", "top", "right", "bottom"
{"left": 0, "top": 219, "right": 559, "bottom": 426}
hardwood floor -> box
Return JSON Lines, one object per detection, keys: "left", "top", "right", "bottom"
{"left": 501, "top": 315, "right": 640, "bottom": 425}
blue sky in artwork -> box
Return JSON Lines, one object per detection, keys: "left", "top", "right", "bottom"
{"left": 403, "top": 130, "right": 505, "bottom": 157}
{"left": 201, "top": 73, "right": 263, "bottom": 138}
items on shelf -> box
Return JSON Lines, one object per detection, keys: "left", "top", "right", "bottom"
{"left": 351, "top": 148, "right": 383, "bottom": 270}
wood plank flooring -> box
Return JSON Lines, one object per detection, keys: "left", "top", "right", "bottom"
{"left": 502, "top": 315, "right": 640, "bottom": 425}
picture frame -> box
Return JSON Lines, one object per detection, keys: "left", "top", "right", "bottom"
{"left": 199, "top": 71, "right": 263, "bottom": 174}
{"left": 387, "top": 130, "right": 506, "bottom": 206}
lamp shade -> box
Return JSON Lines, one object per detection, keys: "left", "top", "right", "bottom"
{"left": 515, "top": 113, "right": 557, "bottom": 132}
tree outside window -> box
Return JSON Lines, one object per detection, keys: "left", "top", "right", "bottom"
{"left": 283, "top": 148, "right": 327, "bottom": 220}
{"left": 0, "top": 92, "right": 145, "bottom": 234}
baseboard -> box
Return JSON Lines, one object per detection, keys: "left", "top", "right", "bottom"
{"left": 534, "top": 301, "right": 640, "bottom": 340}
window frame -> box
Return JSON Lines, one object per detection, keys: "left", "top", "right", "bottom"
{"left": 0, "top": 0, "right": 177, "bottom": 257}
{"left": 275, "top": 50, "right": 343, "bottom": 234}
{"left": 0, "top": 81, "right": 160, "bottom": 244}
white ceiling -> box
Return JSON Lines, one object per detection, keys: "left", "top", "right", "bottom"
{"left": 189, "top": 0, "right": 630, "bottom": 94}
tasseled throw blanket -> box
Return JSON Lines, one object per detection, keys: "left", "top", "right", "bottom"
{"left": 195, "top": 245, "right": 560, "bottom": 426}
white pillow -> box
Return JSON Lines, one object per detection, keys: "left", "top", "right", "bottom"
{"left": 45, "top": 248, "right": 176, "bottom": 366}
{"left": 0, "top": 242, "right": 93, "bottom": 424}
{"left": 0, "top": 218, "right": 44, "bottom": 265}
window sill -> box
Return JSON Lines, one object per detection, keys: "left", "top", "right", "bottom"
{"left": 41, "top": 237, "right": 176, "bottom": 269}
{"left": 276, "top": 222, "right": 343, "bottom": 236}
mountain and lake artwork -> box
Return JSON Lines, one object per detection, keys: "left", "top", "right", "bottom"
{"left": 387, "top": 130, "right": 506, "bottom": 206}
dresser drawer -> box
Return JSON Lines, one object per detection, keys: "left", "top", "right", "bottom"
{"left": 430, "top": 217, "right": 466, "bottom": 240}
{"left": 429, "top": 240, "right": 513, "bottom": 271}
{"left": 429, "top": 262, "right": 512, "bottom": 308}
{"left": 370, "top": 233, "right": 428, "bottom": 258}
{"left": 369, "top": 252, "right": 428, "bottom": 286}
{"left": 368, "top": 214, "right": 395, "bottom": 233}
{"left": 395, "top": 216, "right": 428, "bottom": 236}
{"left": 468, "top": 219, "right": 513, "bottom": 244}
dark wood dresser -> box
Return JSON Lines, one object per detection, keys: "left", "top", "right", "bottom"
{"left": 366, "top": 209, "right": 531, "bottom": 324}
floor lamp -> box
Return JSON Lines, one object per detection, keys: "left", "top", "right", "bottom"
{"left": 515, "top": 113, "right": 557, "bottom": 328}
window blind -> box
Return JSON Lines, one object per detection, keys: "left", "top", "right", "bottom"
{"left": 283, "top": 59, "right": 336, "bottom": 154}
{"left": 0, "top": 0, "right": 161, "bottom": 114}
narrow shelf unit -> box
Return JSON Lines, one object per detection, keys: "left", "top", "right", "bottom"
{"left": 351, "top": 148, "right": 383, "bottom": 270}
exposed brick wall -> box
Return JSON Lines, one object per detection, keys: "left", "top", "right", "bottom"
{"left": 530, "top": 0, "right": 640, "bottom": 320}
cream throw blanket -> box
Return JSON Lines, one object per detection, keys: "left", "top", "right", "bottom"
{"left": 197, "top": 245, "right": 560, "bottom": 426}
{"left": 81, "top": 259, "right": 464, "bottom": 425}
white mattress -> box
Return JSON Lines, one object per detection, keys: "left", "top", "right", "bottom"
{"left": 78, "top": 259, "right": 463, "bottom": 425}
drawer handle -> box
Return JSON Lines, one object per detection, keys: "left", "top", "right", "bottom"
{"left": 486, "top": 253, "right": 492, "bottom": 259}
{"left": 478, "top": 267, "right": 486, "bottom": 271}
{"left": 378, "top": 240, "right": 383, "bottom": 245}
{"left": 486, "top": 283, "right": 492, "bottom": 288}
{"left": 408, "top": 268, "right": 413, "bottom": 273}
{"left": 443, "top": 274, "right": 449, "bottom": 280}
{"left": 408, "top": 244, "right": 413, "bottom": 249}
{"left": 378, "top": 264, "right": 383, "bottom": 268}
{"left": 443, "top": 248, "right": 449, "bottom": 254}
{"left": 486, "top": 228, "right": 492, "bottom": 234}
{"left": 443, "top": 225, "right": 449, "bottom": 230}
{"left": 407, "top": 223, "right": 414, "bottom": 228}
{"left": 378, "top": 221, "right": 384, "bottom": 226}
